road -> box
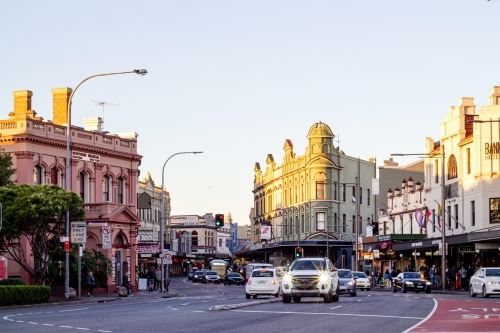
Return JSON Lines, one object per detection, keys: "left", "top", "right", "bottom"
{"left": 1, "top": 277, "right": 500, "bottom": 333}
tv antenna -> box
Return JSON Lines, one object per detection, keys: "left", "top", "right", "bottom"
{"left": 91, "top": 100, "right": 119, "bottom": 130}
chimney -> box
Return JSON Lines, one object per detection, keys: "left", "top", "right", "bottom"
{"left": 52, "top": 87, "right": 72, "bottom": 125}
{"left": 10, "top": 90, "right": 37, "bottom": 119}
{"left": 408, "top": 177, "right": 414, "bottom": 191}
{"left": 82, "top": 117, "right": 103, "bottom": 132}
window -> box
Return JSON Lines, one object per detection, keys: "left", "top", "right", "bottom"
{"left": 342, "top": 214, "right": 346, "bottom": 233}
{"left": 102, "top": 176, "right": 110, "bottom": 201}
{"left": 367, "top": 189, "right": 371, "bottom": 206}
{"left": 79, "top": 171, "right": 89, "bottom": 202}
{"left": 33, "top": 165, "right": 43, "bottom": 185}
{"left": 316, "top": 212, "right": 325, "bottom": 231}
{"left": 490, "top": 198, "right": 500, "bottom": 224}
{"left": 284, "top": 218, "right": 288, "bottom": 236}
{"left": 448, "top": 155, "right": 458, "bottom": 179}
{"left": 301, "top": 214, "right": 304, "bottom": 233}
{"left": 471, "top": 201, "right": 475, "bottom": 227}
{"left": 301, "top": 184, "right": 304, "bottom": 202}
{"left": 352, "top": 186, "right": 356, "bottom": 202}
{"left": 218, "top": 238, "right": 222, "bottom": 247}
{"left": 432, "top": 209, "right": 436, "bottom": 232}
{"left": 333, "top": 182, "right": 337, "bottom": 201}
{"left": 284, "top": 190, "right": 287, "bottom": 206}
{"left": 435, "top": 159, "right": 439, "bottom": 184}
{"left": 50, "top": 167, "right": 60, "bottom": 185}
{"left": 454, "top": 204, "right": 459, "bottom": 229}
{"left": 352, "top": 215, "right": 356, "bottom": 233}
{"left": 447, "top": 206, "right": 451, "bottom": 228}
{"left": 192, "top": 231, "right": 198, "bottom": 246}
{"left": 342, "top": 184, "right": 346, "bottom": 202}
{"left": 334, "top": 213, "right": 338, "bottom": 232}
{"left": 359, "top": 187, "right": 363, "bottom": 205}
{"left": 295, "top": 217, "right": 300, "bottom": 234}
{"left": 316, "top": 182, "right": 325, "bottom": 199}
{"left": 466, "top": 148, "right": 471, "bottom": 175}
{"left": 295, "top": 186, "right": 298, "bottom": 203}
{"left": 117, "top": 177, "right": 125, "bottom": 204}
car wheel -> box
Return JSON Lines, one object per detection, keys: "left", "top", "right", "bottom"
{"left": 223, "top": 282, "right": 226, "bottom": 286}
{"left": 246, "top": 293, "right": 250, "bottom": 299}
{"left": 483, "top": 285, "right": 489, "bottom": 298}
{"left": 253, "top": 295, "right": 257, "bottom": 299}
{"left": 402, "top": 285, "right": 407, "bottom": 293}
{"left": 415, "top": 291, "right": 420, "bottom": 294}
{"left": 332, "top": 285, "right": 340, "bottom": 302}
{"left": 283, "top": 294, "right": 291, "bottom": 303}
{"left": 351, "top": 292, "right": 357, "bottom": 297}
{"left": 393, "top": 287, "right": 397, "bottom": 293}
{"left": 192, "top": 280, "right": 195, "bottom": 283}
{"left": 274, "top": 288, "right": 280, "bottom": 297}
{"left": 323, "top": 293, "right": 332, "bottom": 303}
{"left": 228, "top": 282, "right": 231, "bottom": 286}
{"left": 470, "top": 285, "right": 476, "bottom": 297}
{"left": 293, "top": 296, "right": 301, "bottom": 303}
{"left": 367, "top": 288, "right": 371, "bottom": 291}
{"left": 425, "top": 288, "right": 431, "bottom": 294}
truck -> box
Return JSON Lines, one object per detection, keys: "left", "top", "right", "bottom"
{"left": 281, "top": 257, "right": 339, "bottom": 303}
{"left": 209, "top": 259, "right": 228, "bottom": 282}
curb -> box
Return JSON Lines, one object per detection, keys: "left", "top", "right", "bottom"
{"left": 209, "top": 298, "right": 282, "bottom": 311}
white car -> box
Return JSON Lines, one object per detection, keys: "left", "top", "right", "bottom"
{"left": 470, "top": 267, "right": 500, "bottom": 298}
{"left": 245, "top": 269, "right": 280, "bottom": 299}
{"left": 352, "top": 271, "right": 371, "bottom": 291}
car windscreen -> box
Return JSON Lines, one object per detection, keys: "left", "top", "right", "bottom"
{"left": 404, "top": 273, "right": 421, "bottom": 279}
{"left": 206, "top": 272, "right": 217, "bottom": 275}
{"left": 338, "top": 271, "right": 353, "bottom": 278}
{"left": 194, "top": 272, "right": 204, "bottom": 276}
{"left": 353, "top": 272, "right": 367, "bottom": 278}
{"left": 290, "top": 260, "right": 326, "bottom": 271}
{"left": 252, "top": 270, "right": 274, "bottom": 277}
{"left": 485, "top": 269, "right": 500, "bottom": 277}
{"left": 228, "top": 273, "right": 241, "bottom": 277}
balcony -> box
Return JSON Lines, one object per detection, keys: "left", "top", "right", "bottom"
{"left": 83, "top": 202, "right": 135, "bottom": 219}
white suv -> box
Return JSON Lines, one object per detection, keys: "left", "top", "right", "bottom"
{"left": 281, "top": 258, "right": 339, "bottom": 303}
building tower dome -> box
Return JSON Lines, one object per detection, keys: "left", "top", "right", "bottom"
{"left": 306, "top": 121, "right": 335, "bottom": 155}
{"left": 306, "top": 121, "right": 334, "bottom": 139}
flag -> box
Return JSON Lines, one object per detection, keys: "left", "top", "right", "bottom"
{"left": 424, "top": 208, "right": 432, "bottom": 229}
{"left": 414, "top": 209, "right": 424, "bottom": 228}
{"left": 436, "top": 204, "right": 442, "bottom": 228}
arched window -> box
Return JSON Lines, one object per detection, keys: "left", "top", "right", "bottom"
{"left": 79, "top": 171, "right": 89, "bottom": 202}
{"left": 50, "top": 167, "right": 60, "bottom": 185}
{"left": 33, "top": 165, "right": 43, "bottom": 185}
{"left": 448, "top": 155, "right": 458, "bottom": 180}
{"left": 191, "top": 231, "right": 198, "bottom": 246}
{"left": 117, "top": 177, "right": 125, "bottom": 204}
{"left": 102, "top": 175, "right": 111, "bottom": 201}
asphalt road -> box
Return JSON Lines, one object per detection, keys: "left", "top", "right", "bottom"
{"left": 2, "top": 278, "right": 500, "bottom": 333}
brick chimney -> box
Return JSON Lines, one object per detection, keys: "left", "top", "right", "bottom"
{"left": 52, "top": 87, "right": 72, "bottom": 125}
{"left": 9, "top": 90, "right": 39, "bottom": 119}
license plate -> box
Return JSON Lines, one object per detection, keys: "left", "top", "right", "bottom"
{"left": 357, "top": 284, "right": 364, "bottom": 287}
{"left": 416, "top": 285, "right": 424, "bottom": 288}
{"left": 258, "top": 281, "right": 266, "bottom": 284}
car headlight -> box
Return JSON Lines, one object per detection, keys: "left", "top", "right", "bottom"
{"left": 426, "top": 282, "right": 431, "bottom": 285}
{"left": 319, "top": 274, "right": 329, "bottom": 283}
{"left": 347, "top": 281, "right": 353, "bottom": 285}
{"left": 487, "top": 280, "right": 499, "bottom": 285}
{"left": 283, "top": 274, "right": 292, "bottom": 283}
{"left": 406, "top": 281, "right": 413, "bottom": 285}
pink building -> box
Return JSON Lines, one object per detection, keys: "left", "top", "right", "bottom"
{"left": 0, "top": 88, "right": 142, "bottom": 290}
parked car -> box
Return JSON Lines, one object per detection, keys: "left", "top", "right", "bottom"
{"left": 470, "top": 267, "right": 500, "bottom": 298}
{"left": 192, "top": 271, "right": 205, "bottom": 283}
{"left": 246, "top": 269, "right": 280, "bottom": 299}
{"left": 224, "top": 272, "right": 245, "bottom": 286}
{"left": 393, "top": 272, "right": 431, "bottom": 294}
{"left": 352, "top": 271, "right": 371, "bottom": 291}
{"left": 337, "top": 269, "right": 357, "bottom": 296}
{"left": 203, "top": 270, "right": 221, "bottom": 284}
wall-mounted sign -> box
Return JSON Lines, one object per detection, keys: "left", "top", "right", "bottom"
{"left": 72, "top": 151, "right": 100, "bottom": 163}
{"left": 485, "top": 142, "right": 500, "bottom": 160}
{"left": 261, "top": 225, "right": 271, "bottom": 240}
{"left": 170, "top": 215, "right": 199, "bottom": 225}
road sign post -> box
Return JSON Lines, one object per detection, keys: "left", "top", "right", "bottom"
{"left": 102, "top": 227, "right": 112, "bottom": 297}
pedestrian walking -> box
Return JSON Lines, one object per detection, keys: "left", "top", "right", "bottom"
{"left": 459, "top": 265, "right": 467, "bottom": 290}
{"left": 147, "top": 267, "right": 155, "bottom": 292}
{"left": 383, "top": 269, "right": 391, "bottom": 289}
{"left": 87, "top": 272, "right": 95, "bottom": 297}
{"left": 155, "top": 268, "right": 161, "bottom": 291}
{"left": 429, "top": 265, "right": 437, "bottom": 288}
{"left": 122, "top": 273, "right": 132, "bottom": 297}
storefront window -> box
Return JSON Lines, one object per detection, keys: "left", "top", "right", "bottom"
{"left": 489, "top": 198, "right": 500, "bottom": 223}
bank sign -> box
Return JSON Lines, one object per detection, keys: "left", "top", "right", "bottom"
{"left": 72, "top": 151, "right": 100, "bottom": 163}
{"left": 485, "top": 142, "right": 500, "bottom": 160}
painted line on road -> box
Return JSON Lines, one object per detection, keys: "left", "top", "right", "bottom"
{"left": 330, "top": 306, "right": 342, "bottom": 310}
{"left": 402, "top": 298, "right": 438, "bottom": 333}
{"left": 27, "top": 322, "right": 38, "bottom": 324}
{"left": 231, "top": 310, "right": 424, "bottom": 320}
{"left": 16, "top": 320, "right": 25, "bottom": 323}
{"left": 60, "top": 325, "right": 74, "bottom": 328}
{"left": 60, "top": 308, "right": 89, "bottom": 312}
{"left": 193, "top": 311, "right": 204, "bottom": 313}
{"left": 42, "top": 324, "right": 54, "bottom": 326}
{"left": 76, "top": 328, "right": 90, "bottom": 330}
{"left": 97, "top": 330, "right": 113, "bottom": 333}
{"left": 181, "top": 303, "right": 190, "bottom": 305}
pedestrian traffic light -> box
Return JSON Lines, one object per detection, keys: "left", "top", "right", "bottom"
{"left": 215, "top": 214, "right": 224, "bottom": 228}
{"left": 295, "top": 247, "right": 304, "bottom": 258}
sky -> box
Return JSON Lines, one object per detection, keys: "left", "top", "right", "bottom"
{"left": 1, "top": 1, "right": 499, "bottom": 225}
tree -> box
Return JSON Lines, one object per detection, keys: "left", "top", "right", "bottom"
{"left": 0, "top": 138, "right": 16, "bottom": 186}
{"left": 0, "top": 184, "right": 85, "bottom": 285}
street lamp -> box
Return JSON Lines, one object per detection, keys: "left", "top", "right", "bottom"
{"left": 392, "top": 149, "right": 446, "bottom": 292}
{"left": 64, "top": 69, "right": 147, "bottom": 299}
{"left": 159, "top": 151, "right": 203, "bottom": 292}
{"left": 399, "top": 253, "right": 403, "bottom": 270}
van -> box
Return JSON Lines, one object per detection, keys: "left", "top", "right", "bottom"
{"left": 245, "top": 262, "right": 273, "bottom": 280}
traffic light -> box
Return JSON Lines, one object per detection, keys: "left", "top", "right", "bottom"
{"left": 187, "top": 259, "right": 191, "bottom": 264}
{"left": 295, "top": 247, "right": 304, "bottom": 258}
{"left": 215, "top": 214, "right": 224, "bottom": 228}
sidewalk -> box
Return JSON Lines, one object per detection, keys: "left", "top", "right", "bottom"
{"left": 371, "top": 285, "right": 470, "bottom": 295}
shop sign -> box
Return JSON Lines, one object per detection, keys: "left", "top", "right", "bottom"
{"left": 378, "top": 241, "right": 392, "bottom": 250}
{"left": 72, "top": 151, "right": 100, "bottom": 163}
{"left": 136, "top": 245, "right": 160, "bottom": 253}
{"left": 373, "top": 249, "right": 380, "bottom": 259}
{"left": 378, "top": 235, "right": 391, "bottom": 242}
{"left": 364, "top": 254, "right": 374, "bottom": 260}
{"left": 411, "top": 242, "right": 423, "bottom": 248}
{"left": 459, "top": 246, "right": 475, "bottom": 253}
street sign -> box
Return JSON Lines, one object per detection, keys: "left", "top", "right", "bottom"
{"left": 162, "top": 253, "right": 172, "bottom": 264}
{"left": 60, "top": 236, "right": 69, "bottom": 242}
{"left": 102, "top": 227, "right": 112, "bottom": 249}
{"left": 70, "top": 221, "right": 87, "bottom": 244}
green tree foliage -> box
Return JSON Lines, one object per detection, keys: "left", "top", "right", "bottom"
{"left": 0, "top": 185, "right": 85, "bottom": 285}
{"left": 0, "top": 139, "right": 16, "bottom": 186}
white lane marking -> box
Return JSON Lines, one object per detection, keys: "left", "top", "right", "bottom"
{"left": 27, "top": 322, "right": 38, "bottom": 324}
{"left": 231, "top": 310, "right": 424, "bottom": 320}
{"left": 193, "top": 311, "right": 204, "bottom": 313}
{"left": 43, "top": 324, "right": 54, "bottom": 326}
{"left": 16, "top": 321, "right": 25, "bottom": 323}
{"left": 60, "top": 326, "right": 74, "bottom": 328}
{"left": 76, "top": 328, "right": 90, "bottom": 330}
{"left": 170, "top": 308, "right": 178, "bottom": 311}
{"left": 181, "top": 303, "right": 190, "bottom": 306}
{"left": 202, "top": 300, "right": 208, "bottom": 302}
{"left": 367, "top": 295, "right": 371, "bottom": 297}
{"left": 402, "top": 298, "right": 438, "bottom": 333}
{"left": 3, "top": 315, "right": 15, "bottom": 321}
{"left": 414, "top": 297, "right": 420, "bottom": 299}
{"left": 357, "top": 300, "right": 362, "bottom": 302}
{"left": 330, "top": 306, "right": 342, "bottom": 310}
{"left": 97, "top": 330, "right": 113, "bottom": 333}
{"left": 60, "top": 308, "right": 89, "bottom": 312}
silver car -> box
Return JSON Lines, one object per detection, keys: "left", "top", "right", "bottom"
{"left": 337, "top": 269, "right": 357, "bottom": 296}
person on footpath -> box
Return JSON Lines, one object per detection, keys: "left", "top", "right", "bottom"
{"left": 383, "top": 269, "right": 391, "bottom": 289}
{"left": 147, "top": 267, "right": 155, "bottom": 292}
{"left": 459, "top": 265, "right": 468, "bottom": 290}
{"left": 122, "top": 273, "right": 133, "bottom": 297}
{"left": 155, "top": 268, "right": 162, "bottom": 291}
{"left": 429, "top": 265, "right": 437, "bottom": 288}
{"left": 87, "top": 272, "right": 95, "bottom": 297}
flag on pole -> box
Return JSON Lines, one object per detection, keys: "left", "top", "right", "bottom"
{"left": 424, "top": 208, "right": 432, "bottom": 229}
{"left": 414, "top": 209, "right": 424, "bottom": 228}
{"left": 436, "top": 203, "right": 442, "bottom": 228}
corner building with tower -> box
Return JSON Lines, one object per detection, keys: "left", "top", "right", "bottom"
{"left": 248, "top": 121, "right": 376, "bottom": 270}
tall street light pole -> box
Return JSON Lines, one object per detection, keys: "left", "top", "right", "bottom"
{"left": 64, "top": 69, "right": 148, "bottom": 299}
{"left": 159, "top": 151, "right": 203, "bottom": 292}
{"left": 392, "top": 149, "right": 446, "bottom": 292}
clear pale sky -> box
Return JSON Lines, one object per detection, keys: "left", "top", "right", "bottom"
{"left": 1, "top": 1, "right": 499, "bottom": 225}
